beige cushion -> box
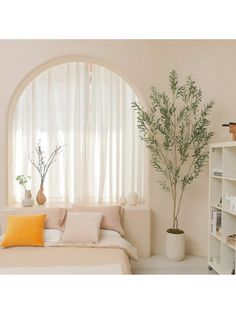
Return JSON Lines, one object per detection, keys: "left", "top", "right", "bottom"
{"left": 61, "top": 212, "right": 103, "bottom": 243}
{"left": 0, "top": 208, "right": 67, "bottom": 233}
{"left": 72, "top": 205, "right": 125, "bottom": 236}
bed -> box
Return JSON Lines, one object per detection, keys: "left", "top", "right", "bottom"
{"left": 0, "top": 247, "right": 131, "bottom": 274}
{"left": 0, "top": 206, "right": 138, "bottom": 274}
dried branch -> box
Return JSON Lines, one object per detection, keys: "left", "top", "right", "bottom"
{"left": 29, "top": 141, "right": 64, "bottom": 185}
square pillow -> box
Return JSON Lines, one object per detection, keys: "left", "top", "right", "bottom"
{"left": 71, "top": 205, "right": 125, "bottom": 236}
{"left": 1, "top": 214, "right": 46, "bottom": 248}
{"left": 61, "top": 212, "right": 103, "bottom": 243}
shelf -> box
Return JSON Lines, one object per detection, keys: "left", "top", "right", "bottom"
{"left": 224, "top": 241, "right": 236, "bottom": 251}
{"left": 210, "top": 232, "right": 236, "bottom": 251}
{"left": 222, "top": 177, "right": 236, "bottom": 182}
{"left": 210, "top": 233, "right": 222, "bottom": 242}
{"left": 210, "top": 142, "right": 236, "bottom": 148}
{"left": 208, "top": 262, "right": 232, "bottom": 275}
{"left": 211, "top": 176, "right": 236, "bottom": 181}
{"left": 211, "top": 204, "right": 222, "bottom": 210}
{"left": 223, "top": 208, "right": 236, "bottom": 216}
{"left": 209, "top": 143, "right": 236, "bottom": 274}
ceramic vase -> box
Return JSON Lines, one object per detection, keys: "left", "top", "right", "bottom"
{"left": 127, "top": 191, "right": 138, "bottom": 206}
{"left": 119, "top": 195, "right": 126, "bottom": 205}
{"left": 165, "top": 230, "right": 185, "bottom": 261}
{"left": 36, "top": 184, "right": 46, "bottom": 205}
{"left": 22, "top": 190, "right": 34, "bottom": 207}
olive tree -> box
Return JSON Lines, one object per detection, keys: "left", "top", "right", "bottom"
{"left": 132, "top": 70, "right": 214, "bottom": 233}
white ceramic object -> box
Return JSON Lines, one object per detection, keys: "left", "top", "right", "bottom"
{"left": 165, "top": 231, "right": 185, "bottom": 261}
{"left": 22, "top": 190, "right": 34, "bottom": 207}
{"left": 119, "top": 195, "right": 126, "bottom": 205}
{"left": 127, "top": 191, "right": 138, "bottom": 206}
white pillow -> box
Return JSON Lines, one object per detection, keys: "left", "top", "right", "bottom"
{"left": 44, "top": 229, "right": 63, "bottom": 243}
{"left": 61, "top": 212, "right": 103, "bottom": 243}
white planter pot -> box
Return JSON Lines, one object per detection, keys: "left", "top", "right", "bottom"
{"left": 165, "top": 231, "right": 185, "bottom": 261}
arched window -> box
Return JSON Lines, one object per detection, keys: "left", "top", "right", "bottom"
{"left": 11, "top": 61, "right": 145, "bottom": 204}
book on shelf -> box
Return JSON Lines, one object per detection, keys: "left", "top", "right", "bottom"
{"left": 211, "top": 209, "right": 222, "bottom": 235}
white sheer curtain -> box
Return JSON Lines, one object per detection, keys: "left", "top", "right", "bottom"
{"left": 11, "top": 62, "right": 145, "bottom": 204}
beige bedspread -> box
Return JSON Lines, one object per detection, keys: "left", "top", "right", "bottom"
{"left": 0, "top": 247, "right": 131, "bottom": 274}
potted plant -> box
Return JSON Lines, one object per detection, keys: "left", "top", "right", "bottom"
{"left": 132, "top": 70, "right": 214, "bottom": 260}
{"left": 16, "top": 174, "right": 34, "bottom": 207}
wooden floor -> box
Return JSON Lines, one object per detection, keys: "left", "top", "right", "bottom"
{"left": 131, "top": 255, "right": 217, "bottom": 274}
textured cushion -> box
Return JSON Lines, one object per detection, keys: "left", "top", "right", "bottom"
{"left": 0, "top": 208, "right": 66, "bottom": 233}
{"left": 71, "top": 205, "right": 125, "bottom": 236}
{"left": 1, "top": 214, "right": 46, "bottom": 248}
{"left": 61, "top": 212, "right": 103, "bottom": 243}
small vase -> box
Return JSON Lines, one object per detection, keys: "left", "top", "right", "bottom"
{"left": 119, "top": 195, "right": 127, "bottom": 205}
{"left": 127, "top": 191, "right": 138, "bottom": 206}
{"left": 22, "top": 190, "right": 34, "bottom": 207}
{"left": 36, "top": 184, "right": 46, "bottom": 205}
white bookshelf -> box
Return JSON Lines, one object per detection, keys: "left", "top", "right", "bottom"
{"left": 208, "top": 142, "right": 236, "bottom": 274}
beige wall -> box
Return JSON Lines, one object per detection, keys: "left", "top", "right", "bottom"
{"left": 1, "top": 40, "right": 236, "bottom": 256}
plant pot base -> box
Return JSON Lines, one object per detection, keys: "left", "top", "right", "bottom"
{"left": 166, "top": 230, "right": 185, "bottom": 261}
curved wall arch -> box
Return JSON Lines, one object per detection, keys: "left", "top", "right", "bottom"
{"left": 7, "top": 55, "right": 149, "bottom": 204}
{"left": 7, "top": 55, "right": 146, "bottom": 124}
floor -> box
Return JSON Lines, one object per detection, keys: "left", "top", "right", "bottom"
{"left": 131, "top": 255, "right": 217, "bottom": 274}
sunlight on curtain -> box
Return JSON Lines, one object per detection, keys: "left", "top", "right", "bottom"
{"left": 12, "top": 62, "right": 145, "bottom": 204}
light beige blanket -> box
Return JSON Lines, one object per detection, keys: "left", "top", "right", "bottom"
{"left": 50, "top": 229, "right": 138, "bottom": 260}
{"left": 0, "top": 247, "right": 131, "bottom": 274}
{"left": 0, "top": 264, "right": 124, "bottom": 274}
{"left": 0, "top": 229, "right": 137, "bottom": 274}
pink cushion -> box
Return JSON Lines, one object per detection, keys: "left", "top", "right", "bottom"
{"left": 72, "top": 205, "right": 125, "bottom": 236}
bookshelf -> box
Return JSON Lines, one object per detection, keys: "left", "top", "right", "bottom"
{"left": 208, "top": 142, "right": 236, "bottom": 274}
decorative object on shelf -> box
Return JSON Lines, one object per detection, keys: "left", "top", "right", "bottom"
{"left": 226, "top": 234, "right": 236, "bottom": 247}
{"left": 22, "top": 190, "right": 34, "bottom": 207}
{"left": 16, "top": 175, "right": 34, "bottom": 207}
{"left": 29, "top": 141, "right": 64, "bottom": 205}
{"left": 133, "top": 70, "right": 214, "bottom": 261}
{"left": 222, "top": 122, "right": 236, "bottom": 141}
{"left": 217, "top": 197, "right": 222, "bottom": 208}
{"left": 225, "top": 193, "right": 236, "bottom": 212}
{"left": 119, "top": 195, "right": 127, "bottom": 205}
{"left": 126, "top": 191, "right": 138, "bottom": 206}
{"left": 213, "top": 168, "right": 222, "bottom": 176}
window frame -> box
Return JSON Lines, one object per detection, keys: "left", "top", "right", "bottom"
{"left": 7, "top": 56, "right": 149, "bottom": 205}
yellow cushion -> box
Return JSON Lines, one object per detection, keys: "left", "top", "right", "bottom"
{"left": 1, "top": 214, "right": 46, "bottom": 248}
